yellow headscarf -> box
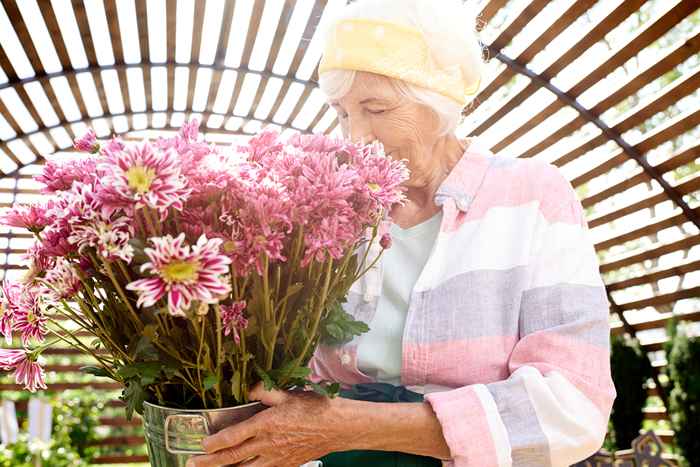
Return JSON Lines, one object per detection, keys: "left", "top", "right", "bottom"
{"left": 319, "top": 18, "right": 481, "bottom": 106}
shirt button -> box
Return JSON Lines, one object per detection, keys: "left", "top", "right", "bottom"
{"left": 341, "top": 353, "right": 351, "bottom": 365}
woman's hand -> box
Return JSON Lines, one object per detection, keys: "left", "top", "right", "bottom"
{"left": 186, "top": 382, "right": 344, "bottom": 467}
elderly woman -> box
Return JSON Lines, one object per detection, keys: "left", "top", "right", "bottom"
{"left": 188, "top": 0, "right": 616, "bottom": 466}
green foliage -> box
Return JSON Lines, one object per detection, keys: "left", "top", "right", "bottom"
{"left": 0, "top": 390, "right": 102, "bottom": 465}
{"left": 320, "top": 299, "right": 370, "bottom": 346}
{"left": 666, "top": 320, "right": 700, "bottom": 467}
{"left": 609, "top": 334, "right": 653, "bottom": 450}
{"left": 0, "top": 435, "right": 87, "bottom": 467}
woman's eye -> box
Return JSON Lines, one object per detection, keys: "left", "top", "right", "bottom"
{"left": 367, "top": 109, "right": 386, "bottom": 115}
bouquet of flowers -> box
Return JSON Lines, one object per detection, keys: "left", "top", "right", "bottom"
{"left": 0, "top": 121, "right": 408, "bottom": 419}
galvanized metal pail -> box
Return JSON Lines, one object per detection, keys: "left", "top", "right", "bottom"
{"left": 142, "top": 400, "right": 267, "bottom": 466}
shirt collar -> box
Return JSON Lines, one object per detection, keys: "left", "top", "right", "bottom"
{"left": 434, "top": 137, "right": 495, "bottom": 212}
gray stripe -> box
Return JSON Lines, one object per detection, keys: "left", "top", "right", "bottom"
{"left": 488, "top": 377, "right": 552, "bottom": 467}
{"left": 343, "top": 268, "right": 609, "bottom": 348}
{"left": 410, "top": 266, "right": 528, "bottom": 342}
{"left": 520, "top": 283, "right": 610, "bottom": 348}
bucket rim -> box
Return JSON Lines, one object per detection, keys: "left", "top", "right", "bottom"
{"left": 143, "top": 400, "right": 264, "bottom": 413}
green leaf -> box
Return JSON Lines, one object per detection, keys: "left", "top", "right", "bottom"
{"left": 117, "top": 362, "right": 162, "bottom": 385}
{"left": 307, "top": 381, "right": 341, "bottom": 399}
{"left": 253, "top": 363, "right": 277, "bottom": 391}
{"left": 121, "top": 379, "right": 148, "bottom": 420}
{"left": 268, "top": 361, "right": 311, "bottom": 381}
{"left": 203, "top": 374, "right": 218, "bottom": 391}
{"left": 130, "top": 335, "right": 159, "bottom": 361}
{"left": 231, "top": 370, "right": 242, "bottom": 402}
{"left": 319, "top": 301, "right": 370, "bottom": 346}
{"left": 79, "top": 366, "right": 110, "bottom": 378}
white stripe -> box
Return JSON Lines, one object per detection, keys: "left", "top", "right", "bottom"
{"left": 472, "top": 384, "right": 513, "bottom": 467}
{"left": 517, "top": 366, "right": 607, "bottom": 467}
{"left": 416, "top": 202, "right": 602, "bottom": 292}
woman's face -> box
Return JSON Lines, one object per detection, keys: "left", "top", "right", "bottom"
{"left": 328, "top": 71, "right": 442, "bottom": 185}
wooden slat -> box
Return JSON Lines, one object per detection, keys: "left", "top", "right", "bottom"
{"left": 519, "top": 28, "right": 700, "bottom": 160}
{"left": 481, "top": 0, "right": 693, "bottom": 154}
{"left": 185, "top": 0, "right": 206, "bottom": 113}
{"left": 473, "top": 0, "right": 589, "bottom": 109}
{"left": 1, "top": 1, "right": 59, "bottom": 151}
{"left": 589, "top": 171, "right": 700, "bottom": 228}
{"left": 465, "top": 0, "right": 646, "bottom": 128}
{"left": 224, "top": 0, "right": 265, "bottom": 117}
{"left": 582, "top": 141, "right": 700, "bottom": 209}
{"left": 629, "top": 311, "right": 700, "bottom": 333}
{"left": 265, "top": 0, "right": 327, "bottom": 122}
{"left": 92, "top": 455, "right": 149, "bottom": 464}
{"left": 135, "top": 0, "right": 152, "bottom": 128}
{"left": 604, "top": 249, "right": 700, "bottom": 286}
{"left": 595, "top": 208, "right": 699, "bottom": 252}
{"left": 89, "top": 435, "right": 145, "bottom": 447}
{"left": 553, "top": 63, "right": 700, "bottom": 170}
{"left": 71, "top": 0, "right": 112, "bottom": 128}
{"left": 572, "top": 105, "right": 700, "bottom": 189}
{"left": 104, "top": 0, "right": 133, "bottom": 128}
{"left": 617, "top": 285, "right": 700, "bottom": 312}
{"left": 0, "top": 382, "right": 121, "bottom": 390}
{"left": 246, "top": 0, "right": 296, "bottom": 124}
{"left": 166, "top": 0, "right": 177, "bottom": 114}
{"left": 203, "top": 0, "right": 235, "bottom": 127}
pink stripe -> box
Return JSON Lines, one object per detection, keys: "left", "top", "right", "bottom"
{"left": 509, "top": 332, "right": 616, "bottom": 416}
{"left": 402, "top": 336, "right": 518, "bottom": 387}
{"left": 424, "top": 385, "right": 500, "bottom": 466}
{"left": 441, "top": 161, "right": 582, "bottom": 233}
{"left": 308, "top": 344, "right": 373, "bottom": 390}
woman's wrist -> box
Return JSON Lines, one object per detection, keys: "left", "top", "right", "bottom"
{"left": 329, "top": 395, "right": 452, "bottom": 460}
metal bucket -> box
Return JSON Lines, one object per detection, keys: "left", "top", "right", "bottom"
{"left": 142, "top": 400, "right": 267, "bottom": 466}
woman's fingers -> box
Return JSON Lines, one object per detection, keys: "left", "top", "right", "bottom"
{"left": 187, "top": 439, "right": 263, "bottom": 467}
{"left": 202, "top": 417, "right": 260, "bottom": 454}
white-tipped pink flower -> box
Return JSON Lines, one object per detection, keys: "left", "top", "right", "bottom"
{"left": 12, "top": 286, "right": 48, "bottom": 347}
{"left": 0, "top": 349, "right": 47, "bottom": 392}
{"left": 73, "top": 129, "right": 99, "bottom": 153}
{"left": 98, "top": 143, "right": 192, "bottom": 215}
{"left": 43, "top": 259, "right": 81, "bottom": 300}
{"left": 126, "top": 233, "right": 232, "bottom": 317}
{"left": 1, "top": 280, "right": 21, "bottom": 344}
{"left": 220, "top": 301, "right": 248, "bottom": 344}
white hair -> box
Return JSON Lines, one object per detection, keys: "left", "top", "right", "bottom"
{"left": 318, "top": 0, "right": 486, "bottom": 136}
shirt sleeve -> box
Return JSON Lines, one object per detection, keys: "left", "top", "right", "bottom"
{"left": 424, "top": 166, "right": 617, "bottom": 467}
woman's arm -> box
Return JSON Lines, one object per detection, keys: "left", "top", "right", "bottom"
{"left": 423, "top": 166, "right": 616, "bottom": 467}
{"left": 334, "top": 396, "right": 452, "bottom": 460}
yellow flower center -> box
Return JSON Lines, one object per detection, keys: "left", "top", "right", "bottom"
{"left": 162, "top": 260, "right": 200, "bottom": 283}
{"left": 126, "top": 165, "right": 157, "bottom": 194}
{"left": 27, "top": 311, "right": 36, "bottom": 323}
{"left": 223, "top": 241, "right": 236, "bottom": 253}
{"left": 367, "top": 183, "right": 380, "bottom": 192}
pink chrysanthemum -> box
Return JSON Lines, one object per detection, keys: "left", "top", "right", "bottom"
{"left": 43, "top": 259, "right": 81, "bottom": 300}
{"left": 98, "top": 143, "right": 192, "bottom": 216}
{"left": 0, "top": 348, "right": 26, "bottom": 370}
{"left": 34, "top": 158, "right": 99, "bottom": 193}
{"left": 73, "top": 129, "right": 99, "bottom": 153}
{"left": 12, "top": 286, "right": 47, "bottom": 347}
{"left": 0, "top": 203, "right": 51, "bottom": 231}
{"left": 15, "top": 352, "right": 47, "bottom": 392}
{"left": 126, "top": 233, "right": 232, "bottom": 317}
{"left": 1, "top": 280, "right": 21, "bottom": 345}
{"left": 220, "top": 301, "right": 248, "bottom": 344}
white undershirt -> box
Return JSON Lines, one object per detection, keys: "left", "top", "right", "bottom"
{"left": 356, "top": 211, "right": 443, "bottom": 385}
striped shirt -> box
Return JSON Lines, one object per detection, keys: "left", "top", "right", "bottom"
{"left": 308, "top": 137, "right": 616, "bottom": 467}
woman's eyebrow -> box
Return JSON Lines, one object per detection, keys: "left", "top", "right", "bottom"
{"left": 359, "top": 98, "right": 391, "bottom": 105}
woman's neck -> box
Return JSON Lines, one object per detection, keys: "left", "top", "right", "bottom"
{"left": 390, "top": 135, "right": 470, "bottom": 228}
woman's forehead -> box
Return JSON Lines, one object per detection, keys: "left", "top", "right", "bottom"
{"left": 342, "top": 72, "right": 401, "bottom": 103}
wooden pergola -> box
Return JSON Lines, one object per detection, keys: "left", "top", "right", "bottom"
{"left": 1, "top": 0, "right": 699, "bottom": 463}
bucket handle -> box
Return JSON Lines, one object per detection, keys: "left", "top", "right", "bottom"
{"left": 164, "top": 413, "right": 210, "bottom": 455}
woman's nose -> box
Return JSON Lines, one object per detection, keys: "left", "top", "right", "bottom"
{"left": 348, "top": 118, "right": 374, "bottom": 144}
